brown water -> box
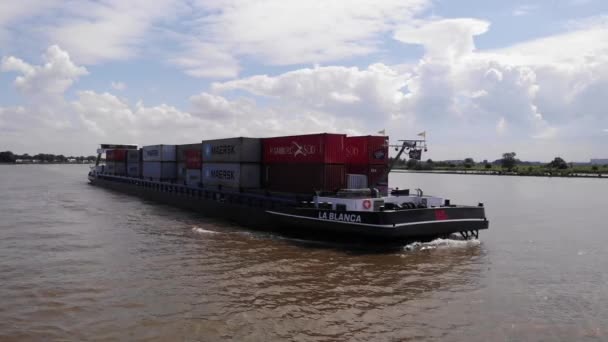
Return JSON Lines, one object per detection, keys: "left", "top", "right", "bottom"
{"left": 1, "top": 165, "right": 607, "bottom": 341}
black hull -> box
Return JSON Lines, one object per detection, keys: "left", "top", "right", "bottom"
{"left": 89, "top": 176, "right": 488, "bottom": 242}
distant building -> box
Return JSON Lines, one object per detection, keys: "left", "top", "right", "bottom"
{"left": 590, "top": 159, "right": 608, "bottom": 165}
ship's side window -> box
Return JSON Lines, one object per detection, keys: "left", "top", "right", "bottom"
{"left": 336, "top": 204, "right": 347, "bottom": 212}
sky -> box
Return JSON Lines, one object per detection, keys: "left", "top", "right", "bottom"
{"left": 1, "top": 0, "right": 607, "bottom": 161}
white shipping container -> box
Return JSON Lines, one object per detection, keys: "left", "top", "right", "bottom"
{"left": 142, "top": 145, "right": 177, "bottom": 162}
{"left": 347, "top": 174, "right": 368, "bottom": 189}
{"left": 127, "top": 162, "right": 141, "bottom": 178}
{"left": 143, "top": 161, "right": 177, "bottom": 180}
{"left": 202, "top": 163, "right": 260, "bottom": 188}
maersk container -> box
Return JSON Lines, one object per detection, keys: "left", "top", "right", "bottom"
{"left": 264, "top": 164, "right": 345, "bottom": 193}
{"left": 142, "top": 145, "right": 177, "bottom": 162}
{"left": 177, "top": 144, "right": 202, "bottom": 162}
{"left": 127, "top": 162, "right": 141, "bottom": 178}
{"left": 202, "top": 163, "right": 261, "bottom": 189}
{"left": 345, "top": 136, "right": 389, "bottom": 165}
{"left": 346, "top": 164, "right": 388, "bottom": 187}
{"left": 202, "top": 137, "right": 261, "bottom": 163}
{"left": 263, "top": 133, "right": 346, "bottom": 164}
{"left": 126, "top": 149, "right": 140, "bottom": 163}
{"left": 142, "top": 161, "right": 177, "bottom": 180}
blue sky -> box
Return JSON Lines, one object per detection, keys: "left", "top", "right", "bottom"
{"left": 1, "top": 0, "right": 607, "bottom": 160}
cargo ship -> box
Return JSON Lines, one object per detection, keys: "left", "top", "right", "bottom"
{"left": 88, "top": 134, "right": 488, "bottom": 242}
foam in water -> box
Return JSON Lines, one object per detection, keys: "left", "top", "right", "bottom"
{"left": 403, "top": 236, "right": 480, "bottom": 252}
{"left": 191, "top": 227, "right": 218, "bottom": 234}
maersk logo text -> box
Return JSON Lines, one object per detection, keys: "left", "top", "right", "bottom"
{"left": 318, "top": 211, "right": 362, "bottom": 223}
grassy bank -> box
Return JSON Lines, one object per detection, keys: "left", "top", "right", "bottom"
{"left": 394, "top": 164, "right": 608, "bottom": 178}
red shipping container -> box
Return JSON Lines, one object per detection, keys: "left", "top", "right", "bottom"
{"left": 263, "top": 133, "right": 346, "bottom": 164}
{"left": 106, "top": 149, "right": 127, "bottom": 161}
{"left": 264, "top": 164, "right": 345, "bottom": 193}
{"left": 347, "top": 164, "right": 388, "bottom": 187}
{"left": 185, "top": 149, "right": 202, "bottom": 169}
{"left": 345, "top": 136, "right": 389, "bottom": 165}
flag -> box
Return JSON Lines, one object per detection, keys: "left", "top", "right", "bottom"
{"left": 417, "top": 131, "right": 426, "bottom": 138}
{"left": 377, "top": 129, "right": 386, "bottom": 136}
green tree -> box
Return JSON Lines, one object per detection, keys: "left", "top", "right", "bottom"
{"left": 406, "top": 159, "right": 418, "bottom": 169}
{"left": 548, "top": 157, "right": 568, "bottom": 170}
{"left": 501, "top": 152, "right": 517, "bottom": 171}
{"left": 0, "top": 151, "right": 16, "bottom": 163}
{"left": 463, "top": 158, "right": 475, "bottom": 169}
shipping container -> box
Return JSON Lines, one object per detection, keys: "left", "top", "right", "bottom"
{"left": 346, "top": 164, "right": 388, "bottom": 187}
{"left": 127, "top": 162, "right": 141, "bottom": 178}
{"left": 345, "top": 136, "right": 389, "bottom": 165}
{"left": 177, "top": 144, "right": 202, "bottom": 162}
{"left": 126, "top": 149, "right": 140, "bottom": 163}
{"left": 106, "top": 161, "right": 127, "bottom": 175}
{"left": 202, "top": 163, "right": 261, "bottom": 189}
{"left": 262, "top": 133, "right": 346, "bottom": 164}
{"left": 106, "top": 149, "right": 127, "bottom": 162}
{"left": 105, "top": 161, "right": 114, "bottom": 173}
{"left": 185, "top": 169, "right": 202, "bottom": 186}
{"left": 177, "top": 162, "right": 187, "bottom": 182}
{"left": 142, "top": 161, "right": 177, "bottom": 180}
{"left": 185, "top": 149, "right": 202, "bottom": 169}
{"left": 264, "top": 164, "right": 345, "bottom": 193}
{"left": 142, "top": 145, "right": 177, "bottom": 162}
{"left": 202, "top": 137, "right": 261, "bottom": 163}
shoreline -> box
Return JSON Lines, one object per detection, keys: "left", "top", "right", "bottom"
{"left": 393, "top": 169, "right": 606, "bottom": 179}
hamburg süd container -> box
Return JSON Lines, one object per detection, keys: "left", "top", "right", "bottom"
{"left": 202, "top": 163, "right": 261, "bottom": 189}
{"left": 142, "top": 145, "right": 177, "bottom": 162}
{"left": 127, "top": 162, "right": 141, "bottom": 178}
{"left": 142, "top": 161, "right": 177, "bottom": 180}
{"left": 345, "top": 136, "right": 389, "bottom": 165}
{"left": 185, "top": 149, "right": 202, "bottom": 169}
{"left": 106, "top": 149, "right": 127, "bottom": 162}
{"left": 202, "top": 137, "right": 261, "bottom": 163}
{"left": 177, "top": 144, "right": 202, "bottom": 162}
{"left": 262, "top": 133, "right": 346, "bottom": 164}
{"left": 263, "top": 164, "right": 345, "bottom": 193}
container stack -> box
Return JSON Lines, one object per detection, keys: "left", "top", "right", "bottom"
{"left": 142, "top": 145, "right": 177, "bottom": 181}
{"left": 177, "top": 144, "right": 202, "bottom": 186}
{"left": 345, "top": 135, "right": 389, "bottom": 189}
{"left": 105, "top": 149, "right": 127, "bottom": 175}
{"left": 202, "top": 137, "right": 261, "bottom": 190}
{"left": 126, "top": 149, "right": 142, "bottom": 178}
{"left": 262, "top": 133, "right": 346, "bottom": 193}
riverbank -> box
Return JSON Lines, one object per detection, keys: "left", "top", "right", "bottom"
{"left": 394, "top": 168, "right": 606, "bottom": 178}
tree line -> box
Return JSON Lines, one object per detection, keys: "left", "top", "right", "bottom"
{"left": 393, "top": 152, "right": 607, "bottom": 173}
{"left": 0, "top": 151, "right": 97, "bottom": 163}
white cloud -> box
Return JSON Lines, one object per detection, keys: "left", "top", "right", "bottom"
{"left": 512, "top": 5, "right": 538, "bottom": 17}
{"left": 1, "top": 45, "right": 88, "bottom": 101}
{"left": 111, "top": 81, "right": 126, "bottom": 91}
{"left": 394, "top": 18, "right": 490, "bottom": 61}
{"left": 167, "top": 0, "right": 429, "bottom": 77}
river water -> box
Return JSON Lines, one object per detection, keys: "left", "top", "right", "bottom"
{"left": 1, "top": 165, "right": 607, "bottom": 341}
